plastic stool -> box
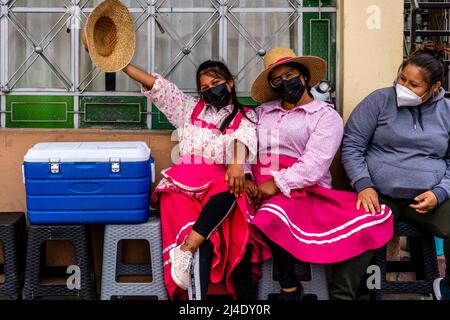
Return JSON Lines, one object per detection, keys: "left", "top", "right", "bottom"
{"left": 257, "top": 258, "right": 329, "bottom": 300}
{"left": 22, "top": 224, "right": 96, "bottom": 300}
{"left": 0, "top": 213, "right": 27, "bottom": 300}
{"left": 373, "top": 221, "right": 439, "bottom": 300}
{"left": 100, "top": 215, "right": 168, "bottom": 300}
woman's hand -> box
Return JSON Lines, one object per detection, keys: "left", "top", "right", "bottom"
{"left": 410, "top": 191, "right": 438, "bottom": 214}
{"left": 225, "top": 163, "right": 245, "bottom": 197}
{"left": 357, "top": 187, "right": 381, "bottom": 215}
{"left": 257, "top": 179, "right": 279, "bottom": 202}
{"left": 244, "top": 180, "right": 260, "bottom": 202}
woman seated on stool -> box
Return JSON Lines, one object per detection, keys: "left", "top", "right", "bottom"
{"left": 122, "top": 61, "right": 270, "bottom": 300}
{"left": 339, "top": 42, "right": 450, "bottom": 300}
{"left": 245, "top": 47, "right": 394, "bottom": 300}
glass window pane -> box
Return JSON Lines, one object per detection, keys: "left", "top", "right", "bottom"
{"left": 158, "top": 0, "right": 215, "bottom": 8}
{"left": 12, "top": 0, "right": 70, "bottom": 7}
{"left": 227, "top": 12, "right": 297, "bottom": 95}
{"left": 229, "top": 0, "right": 295, "bottom": 8}
{"left": 8, "top": 12, "right": 71, "bottom": 89}
{"left": 155, "top": 12, "right": 219, "bottom": 92}
{"left": 80, "top": 0, "right": 145, "bottom": 8}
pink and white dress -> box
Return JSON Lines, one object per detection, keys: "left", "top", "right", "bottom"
{"left": 248, "top": 99, "right": 393, "bottom": 264}
{"left": 141, "top": 75, "right": 270, "bottom": 299}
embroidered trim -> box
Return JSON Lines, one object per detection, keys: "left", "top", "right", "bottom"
{"left": 161, "top": 168, "right": 212, "bottom": 192}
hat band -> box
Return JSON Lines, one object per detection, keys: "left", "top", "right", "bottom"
{"left": 267, "top": 56, "right": 295, "bottom": 68}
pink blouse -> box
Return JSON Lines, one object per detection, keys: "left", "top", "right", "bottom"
{"left": 252, "top": 99, "right": 344, "bottom": 197}
{"left": 141, "top": 73, "right": 258, "bottom": 165}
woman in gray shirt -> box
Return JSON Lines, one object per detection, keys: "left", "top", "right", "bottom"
{"left": 334, "top": 43, "right": 450, "bottom": 300}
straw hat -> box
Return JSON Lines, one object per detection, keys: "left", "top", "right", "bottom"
{"left": 84, "top": 0, "right": 135, "bottom": 72}
{"left": 251, "top": 47, "right": 327, "bottom": 103}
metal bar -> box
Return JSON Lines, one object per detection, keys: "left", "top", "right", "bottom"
{"left": 157, "top": 7, "right": 216, "bottom": 13}
{"left": 7, "top": 90, "right": 145, "bottom": 96}
{"left": 230, "top": 7, "right": 336, "bottom": 13}
{"left": 219, "top": 0, "right": 227, "bottom": 62}
{"left": 405, "top": 30, "right": 450, "bottom": 37}
{"left": 409, "top": 4, "right": 417, "bottom": 54}
{"left": 11, "top": 7, "right": 73, "bottom": 13}
{"left": 0, "top": 2, "right": 5, "bottom": 128}
{"left": 297, "top": 2, "right": 303, "bottom": 55}
{"left": 405, "top": 2, "right": 450, "bottom": 10}
{"left": 148, "top": 1, "right": 156, "bottom": 129}
{"left": 72, "top": 0, "right": 80, "bottom": 129}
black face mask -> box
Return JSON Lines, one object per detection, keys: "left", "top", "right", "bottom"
{"left": 273, "top": 76, "right": 306, "bottom": 104}
{"left": 202, "top": 82, "right": 232, "bottom": 109}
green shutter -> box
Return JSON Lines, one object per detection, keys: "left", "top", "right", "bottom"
{"left": 5, "top": 95, "right": 74, "bottom": 129}
{"left": 303, "top": 12, "right": 337, "bottom": 88}
{"left": 79, "top": 96, "right": 147, "bottom": 129}
{"left": 151, "top": 104, "right": 175, "bottom": 130}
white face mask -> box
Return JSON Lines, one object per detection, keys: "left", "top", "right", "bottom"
{"left": 395, "top": 83, "right": 428, "bottom": 107}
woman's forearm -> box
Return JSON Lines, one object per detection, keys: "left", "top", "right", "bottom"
{"left": 231, "top": 139, "right": 249, "bottom": 165}
{"left": 122, "top": 64, "right": 156, "bottom": 90}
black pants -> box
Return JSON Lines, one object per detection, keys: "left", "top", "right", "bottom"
{"left": 264, "top": 236, "right": 300, "bottom": 289}
{"left": 188, "top": 191, "right": 257, "bottom": 300}
{"left": 190, "top": 241, "right": 257, "bottom": 300}
{"left": 192, "top": 191, "right": 236, "bottom": 239}
{"left": 329, "top": 195, "right": 450, "bottom": 300}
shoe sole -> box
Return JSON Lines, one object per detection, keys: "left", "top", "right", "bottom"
{"left": 169, "top": 248, "right": 188, "bottom": 290}
{"left": 433, "top": 278, "right": 442, "bottom": 300}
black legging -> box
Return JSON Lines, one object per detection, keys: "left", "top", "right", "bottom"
{"left": 264, "top": 236, "right": 300, "bottom": 289}
{"left": 190, "top": 241, "right": 257, "bottom": 300}
{"left": 192, "top": 191, "right": 236, "bottom": 239}
{"left": 187, "top": 191, "right": 257, "bottom": 300}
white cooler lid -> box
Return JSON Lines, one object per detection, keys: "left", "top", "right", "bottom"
{"left": 24, "top": 141, "right": 151, "bottom": 163}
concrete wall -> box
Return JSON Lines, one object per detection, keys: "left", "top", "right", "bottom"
{"left": 337, "top": 0, "right": 404, "bottom": 121}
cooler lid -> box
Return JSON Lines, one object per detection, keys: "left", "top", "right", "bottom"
{"left": 24, "top": 141, "right": 151, "bottom": 163}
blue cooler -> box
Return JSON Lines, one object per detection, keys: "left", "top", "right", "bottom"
{"left": 23, "top": 141, "right": 154, "bottom": 224}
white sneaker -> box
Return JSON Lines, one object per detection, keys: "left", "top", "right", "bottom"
{"left": 169, "top": 245, "right": 193, "bottom": 290}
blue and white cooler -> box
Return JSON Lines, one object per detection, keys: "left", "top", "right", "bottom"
{"left": 23, "top": 141, "right": 154, "bottom": 224}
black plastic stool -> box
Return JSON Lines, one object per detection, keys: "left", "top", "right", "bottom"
{"left": 372, "top": 221, "right": 439, "bottom": 300}
{"left": 23, "top": 224, "right": 96, "bottom": 300}
{"left": 0, "top": 213, "right": 27, "bottom": 300}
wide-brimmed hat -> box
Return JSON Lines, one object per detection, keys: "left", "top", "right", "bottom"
{"left": 84, "top": 0, "right": 135, "bottom": 72}
{"left": 251, "top": 47, "right": 327, "bottom": 103}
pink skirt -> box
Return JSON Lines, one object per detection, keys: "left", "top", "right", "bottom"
{"left": 249, "top": 155, "right": 393, "bottom": 264}
{"left": 153, "top": 155, "right": 271, "bottom": 299}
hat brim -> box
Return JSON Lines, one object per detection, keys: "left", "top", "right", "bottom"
{"left": 251, "top": 56, "right": 327, "bottom": 104}
{"left": 85, "top": 0, "right": 135, "bottom": 72}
